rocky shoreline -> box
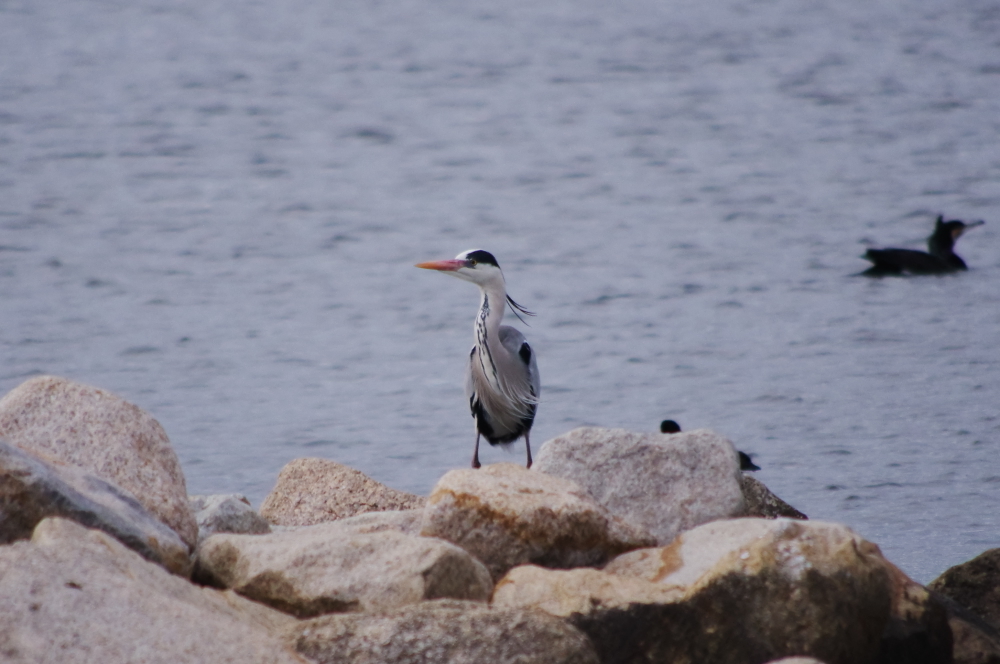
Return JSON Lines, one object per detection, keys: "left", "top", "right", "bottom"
{"left": 0, "top": 375, "right": 997, "bottom": 663}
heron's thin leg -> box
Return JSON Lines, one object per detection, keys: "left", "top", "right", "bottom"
{"left": 472, "top": 432, "right": 482, "bottom": 469}
{"left": 525, "top": 433, "right": 532, "bottom": 469}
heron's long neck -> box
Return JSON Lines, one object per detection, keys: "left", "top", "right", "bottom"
{"left": 474, "top": 281, "right": 506, "bottom": 348}
{"left": 474, "top": 281, "right": 509, "bottom": 396}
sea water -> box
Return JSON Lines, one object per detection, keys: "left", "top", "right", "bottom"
{"left": 2, "top": 0, "right": 999, "bottom": 582}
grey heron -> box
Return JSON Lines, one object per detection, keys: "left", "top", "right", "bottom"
{"left": 862, "top": 215, "right": 985, "bottom": 276}
{"left": 416, "top": 249, "right": 540, "bottom": 469}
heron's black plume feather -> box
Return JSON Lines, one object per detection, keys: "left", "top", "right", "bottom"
{"left": 506, "top": 295, "right": 535, "bottom": 325}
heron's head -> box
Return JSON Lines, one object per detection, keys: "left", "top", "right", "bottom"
{"left": 416, "top": 249, "right": 504, "bottom": 287}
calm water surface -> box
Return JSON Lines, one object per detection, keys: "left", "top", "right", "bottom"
{"left": 2, "top": 0, "right": 999, "bottom": 582}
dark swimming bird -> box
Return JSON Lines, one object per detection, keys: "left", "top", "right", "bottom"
{"left": 862, "top": 215, "right": 985, "bottom": 276}
{"left": 417, "top": 250, "right": 540, "bottom": 469}
{"left": 660, "top": 419, "right": 760, "bottom": 471}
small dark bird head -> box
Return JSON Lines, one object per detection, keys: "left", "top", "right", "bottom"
{"left": 929, "top": 215, "right": 984, "bottom": 255}
{"left": 739, "top": 451, "right": 761, "bottom": 472}
{"left": 660, "top": 420, "right": 681, "bottom": 434}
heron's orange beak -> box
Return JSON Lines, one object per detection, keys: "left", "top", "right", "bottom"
{"left": 415, "top": 259, "right": 468, "bottom": 271}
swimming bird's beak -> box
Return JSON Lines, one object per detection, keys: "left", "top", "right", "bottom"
{"left": 955, "top": 220, "right": 985, "bottom": 239}
{"left": 415, "top": 259, "right": 470, "bottom": 271}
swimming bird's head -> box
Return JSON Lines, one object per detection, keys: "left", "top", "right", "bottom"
{"left": 933, "top": 216, "right": 985, "bottom": 244}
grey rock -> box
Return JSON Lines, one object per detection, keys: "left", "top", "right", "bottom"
{"left": 741, "top": 475, "right": 808, "bottom": 520}
{"left": 929, "top": 548, "right": 1000, "bottom": 630}
{"left": 265, "top": 510, "right": 423, "bottom": 538}
{"left": 919, "top": 547, "right": 1000, "bottom": 664}
{"left": 195, "top": 521, "right": 493, "bottom": 617}
{"left": 939, "top": 607, "right": 1000, "bottom": 664}
{"left": 286, "top": 599, "right": 600, "bottom": 664}
{"left": 260, "top": 457, "right": 425, "bottom": 526}
{"left": 0, "top": 518, "right": 305, "bottom": 664}
{"left": 190, "top": 494, "right": 271, "bottom": 541}
{"left": 0, "top": 376, "right": 198, "bottom": 548}
{"left": 325, "top": 508, "right": 423, "bottom": 535}
{"left": 0, "top": 440, "right": 192, "bottom": 576}
{"left": 533, "top": 427, "right": 746, "bottom": 544}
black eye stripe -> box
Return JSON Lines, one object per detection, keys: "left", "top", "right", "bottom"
{"left": 465, "top": 250, "right": 499, "bottom": 267}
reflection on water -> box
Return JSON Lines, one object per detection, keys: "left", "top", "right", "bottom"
{"left": 2, "top": 0, "right": 999, "bottom": 582}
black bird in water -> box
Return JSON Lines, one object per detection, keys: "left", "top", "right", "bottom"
{"left": 862, "top": 215, "right": 985, "bottom": 276}
{"left": 660, "top": 420, "right": 760, "bottom": 471}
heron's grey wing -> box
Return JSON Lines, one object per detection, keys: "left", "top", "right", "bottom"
{"left": 498, "top": 326, "right": 540, "bottom": 404}
{"left": 467, "top": 342, "right": 521, "bottom": 437}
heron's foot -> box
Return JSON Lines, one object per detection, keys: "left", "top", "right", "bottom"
{"left": 472, "top": 456, "right": 482, "bottom": 469}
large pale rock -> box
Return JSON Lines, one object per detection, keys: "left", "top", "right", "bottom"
{"left": 930, "top": 549, "right": 1000, "bottom": 629}
{"left": 533, "top": 427, "right": 746, "bottom": 544}
{"left": 324, "top": 508, "right": 424, "bottom": 535}
{"left": 493, "top": 564, "right": 684, "bottom": 614}
{"left": 266, "top": 510, "right": 423, "bottom": 539}
{"left": 420, "top": 462, "right": 655, "bottom": 581}
{"left": 0, "top": 440, "right": 192, "bottom": 575}
{"left": 195, "top": 520, "right": 493, "bottom": 617}
{"left": 260, "top": 457, "right": 425, "bottom": 526}
{"left": 285, "top": 599, "right": 600, "bottom": 664}
{"left": 495, "top": 518, "right": 895, "bottom": 664}
{"left": 493, "top": 564, "right": 696, "bottom": 664}
{"left": 190, "top": 494, "right": 271, "bottom": 542}
{"left": 0, "top": 518, "right": 305, "bottom": 664}
{"left": 0, "top": 376, "right": 197, "bottom": 548}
